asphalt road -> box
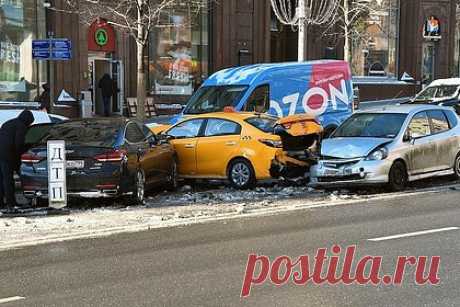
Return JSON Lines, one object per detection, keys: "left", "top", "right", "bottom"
{"left": 0, "top": 188, "right": 459, "bottom": 306}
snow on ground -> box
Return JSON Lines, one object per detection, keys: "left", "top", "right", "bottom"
{"left": 0, "top": 180, "right": 457, "bottom": 250}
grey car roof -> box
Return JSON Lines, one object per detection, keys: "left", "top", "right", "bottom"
{"left": 357, "top": 104, "right": 453, "bottom": 115}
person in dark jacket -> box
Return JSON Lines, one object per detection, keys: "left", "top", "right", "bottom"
{"left": 0, "top": 110, "right": 34, "bottom": 210}
{"left": 36, "top": 83, "right": 51, "bottom": 112}
{"left": 98, "top": 74, "right": 115, "bottom": 117}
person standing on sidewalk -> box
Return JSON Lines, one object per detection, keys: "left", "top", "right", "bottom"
{"left": 0, "top": 110, "right": 34, "bottom": 211}
{"left": 98, "top": 74, "right": 115, "bottom": 117}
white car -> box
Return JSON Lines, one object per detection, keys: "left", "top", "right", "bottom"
{"left": 0, "top": 110, "right": 67, "bottom": 127}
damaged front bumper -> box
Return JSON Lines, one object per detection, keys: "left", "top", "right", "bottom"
{"left": 310, "top": 158, "right": 392, "bottom": 186}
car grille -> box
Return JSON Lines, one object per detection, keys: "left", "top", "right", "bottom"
{"left": 320, "top": 157, "right": 361, "bottom": 168}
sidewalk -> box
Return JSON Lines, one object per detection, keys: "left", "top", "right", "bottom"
{"left": 1, "top": 183, "right": 456, "bottom": 251}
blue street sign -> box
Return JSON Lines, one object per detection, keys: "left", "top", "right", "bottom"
{"left": 32, "top": 38, "right": 72, "bottom": 60}
{"left": 32, "top": 39, "right": 50, "bottom": 50}
{"left": 51, "top": 50, "right": 72, "bottom": 60}
{"left": 51, "top": 39, "right": 71, "bottom": 50}
{"left": 32, "top": 49, "right": 51, "bottom": 59}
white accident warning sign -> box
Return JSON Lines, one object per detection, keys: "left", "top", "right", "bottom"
{"left": 47, "top": 140, "right": 67, "bottom": 208}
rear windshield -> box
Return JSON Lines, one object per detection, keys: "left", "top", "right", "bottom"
{"left": 414, "top": 85, "right": 459, "bottom": 102}
{"left": 25, "top": 124, "right": 53, "bottom": 145}
{"left": 183, "top": 86, "right": 248, "bottom": 115}
{"left": 245, "top": 116, "right": 277, "bottom": 133}
{"left": 39, "top": 121, "right": 120, "bottom": 147}
{"left": 333, "top": 113, "right": 407, "bottom": 138}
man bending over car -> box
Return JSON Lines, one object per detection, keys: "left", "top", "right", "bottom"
{"left": 0, "top": 110, "right": 34, "bottom": 210}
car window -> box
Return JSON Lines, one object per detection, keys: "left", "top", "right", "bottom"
{"left": 428, "top": 110, "right": 450, "bottom": 134}
{"left": 204, "top": 119, "right": 241, "bottom": 137}
{"left": 125, "top": 122, "right": 146, "bottom": 143}
{"left": 183, "top": 86, "right": 248, "bottom": 115}
{"left": 168, "top": 119, "right": 204, "bottom": 139}
{"left": 245, "top": 116, "right": 277, "bottom": 133}
{"left": 244, "top": 85, "right": 270, "bottom": 113}
{"left": 408, "top": 112, "right": 431, "bottom": 138}
{"left": 333, "top": 113, "right": 407, "bottom": 138}
{"left": 25, "top": 124, "right": 53, "bottom": 145}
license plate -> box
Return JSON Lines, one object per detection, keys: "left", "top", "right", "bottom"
{"left": 67, "top": 160, "right": 84, "bottom": 169}
{"left": 323, "top": 169, "right": 341, "bottom": 177}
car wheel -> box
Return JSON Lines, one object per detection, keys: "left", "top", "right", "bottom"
{"left": 133, "top": 170, "right": 145, "bottom": 205}
{"left": 452, "top": 153, "right": 460, "bottom": 180}
{"left": 388, "top": 161, "right": 407, "bottom": 192}
{"left": 228, "top": 158, "right": 256, "bottom": 189}
{"left": 166, "top": 160, "right": 178, "bottom": 191}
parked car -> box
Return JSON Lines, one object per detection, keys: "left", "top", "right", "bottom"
{"left": 0, "top": 109, "right": 67, "bottom": 127}
{"left": 170, "top": 60, "right": 354, "bottom": 137}
{"left": 310, "top": 105, "right": 460, "bottom": 191}
{"left": 20, "top": 118, "right": 177, "bottom": 204}
{"left": 408, "top": 78, "right": 460, "bottom": 114}
{"left": 160, "top": 111, "right": 322, "bottom": 189}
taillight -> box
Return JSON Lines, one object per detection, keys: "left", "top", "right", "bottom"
{"left": 259, "top": 139, "right": 283, "bottom": 148}
{"left": 94, "top": 149, "right": 127, "bottom": 162}
{"left": 21, "top": 153, "right": 43, "bottom": 164}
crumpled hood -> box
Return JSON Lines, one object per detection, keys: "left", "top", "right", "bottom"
{"left": 321, "top": 137, "right": 393, "bottom": 159}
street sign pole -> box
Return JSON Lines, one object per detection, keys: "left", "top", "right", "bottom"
{"left": 47, "top": 140, "right": 67, "bottom": 209}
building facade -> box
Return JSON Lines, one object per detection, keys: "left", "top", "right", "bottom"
{"left": 1, "top": 0, "right": 460, "bottom": 117}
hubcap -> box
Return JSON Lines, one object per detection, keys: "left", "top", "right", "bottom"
{"left": 137, "top": 171, "right": 145, "bottom": 202}
{"left": 231, "top": 162, "right": 251, "bottom": 187}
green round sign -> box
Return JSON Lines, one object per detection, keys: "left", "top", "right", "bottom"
{"left": 95, "top": 28, "right": 108, "bottom": 46}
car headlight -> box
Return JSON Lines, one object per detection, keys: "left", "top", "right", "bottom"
{"left": 366, "top": 147, "right": 388, "bottom": 161}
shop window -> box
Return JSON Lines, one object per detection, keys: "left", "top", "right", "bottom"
{"left": 148, "top": 1, "right": 208, "bottom": 96}
{"left": 351, "top": 0, "right": 399, "bottom": 78}
{"left": 0, "top": 0, "right": 46, "bottom": 103}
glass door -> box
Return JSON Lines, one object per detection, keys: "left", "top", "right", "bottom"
{"left": 422, "top": 42, "right": 436, "bottom": 87}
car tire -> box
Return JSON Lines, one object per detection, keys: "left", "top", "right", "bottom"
{"left": 452, "top": 153, "right": 460, "bottom": 180}
{"left": 165, "top": 160, "right": 178, "bottom": 191}
{"left": 130, "top": 169, "right": 145, "bottom": 205}
{"left": 387, "top": 161, "right": 407, "bottom": 192}
{"left": 228, "top": 158, "right": 256, "bottom": 189}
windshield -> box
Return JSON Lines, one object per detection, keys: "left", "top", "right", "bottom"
{"left": 245, "top": 116, "right": 277, "bottom": 133}
{"left": 40, "top": 121, "right": 120, "bottom": 147}
{"left": 183, "top": 86, "right": 248, "bottom": 114}
{"left": 414, "top": 85, "right": 459, "bottom": 102}
{"left": 333, "top": 113, "right": 407, "bottom": 138}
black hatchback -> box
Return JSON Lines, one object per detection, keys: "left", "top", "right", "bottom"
{"left": 20, "top": 118, "right": 177, "bottom": 204}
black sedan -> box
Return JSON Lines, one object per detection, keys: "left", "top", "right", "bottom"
{"left": 20, "top": 118, "right": 177, "bottom": 204}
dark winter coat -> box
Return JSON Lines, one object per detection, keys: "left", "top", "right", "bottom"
{"left": 99, "top": 74, "right": 115, "bottom": 98}
{"left": 0, "top": 110, "right": 34, "bottom": 168}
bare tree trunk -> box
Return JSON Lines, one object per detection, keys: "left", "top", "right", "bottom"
{"left": 136, "top": 5, "right": 146, "bottom": 120}
{"left": 343, "top": 0, "right": 352, "bottom": 63}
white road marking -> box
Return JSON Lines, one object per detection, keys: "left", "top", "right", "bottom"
{"left": 0, "top": 296, "right": 25, "bottom": 304}
{"left": 368, "top": 227, "right": 459, "bottom": 242}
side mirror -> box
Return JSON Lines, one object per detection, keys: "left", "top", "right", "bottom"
{"left": 403, "top": 129, "right": 415, "bottom": 144}
{"left": 148, "top": 136, "right": 158, "bottom": 147}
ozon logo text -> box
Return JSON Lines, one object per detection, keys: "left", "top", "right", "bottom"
{"left": 269, "top": 78, "right": 351, "bottom": 118}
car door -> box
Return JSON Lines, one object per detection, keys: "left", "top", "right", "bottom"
{"left": 406, "top": 111, "right": 436, "bottom": 175}
{"left": 427, "top": 110, "right": 456, "bottom": 170}
{"left": 166, "top": 119, "right": 205, "bottom": 176}
{"left": 141, "top": 124, "right": 174, "bottom": 181}
{"left": 196, "top": 118, "right": 242, "bottom": 177}
{"left": 124, "top": 121, "right": 160, "bottom": 185}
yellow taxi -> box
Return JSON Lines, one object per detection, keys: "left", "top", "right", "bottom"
{"left": 160, "top": 112, "right": 313, "bottom": 188}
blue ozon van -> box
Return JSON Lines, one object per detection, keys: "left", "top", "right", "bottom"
{"left": 176, "top": 60, "right": 354, "bottom": 135}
